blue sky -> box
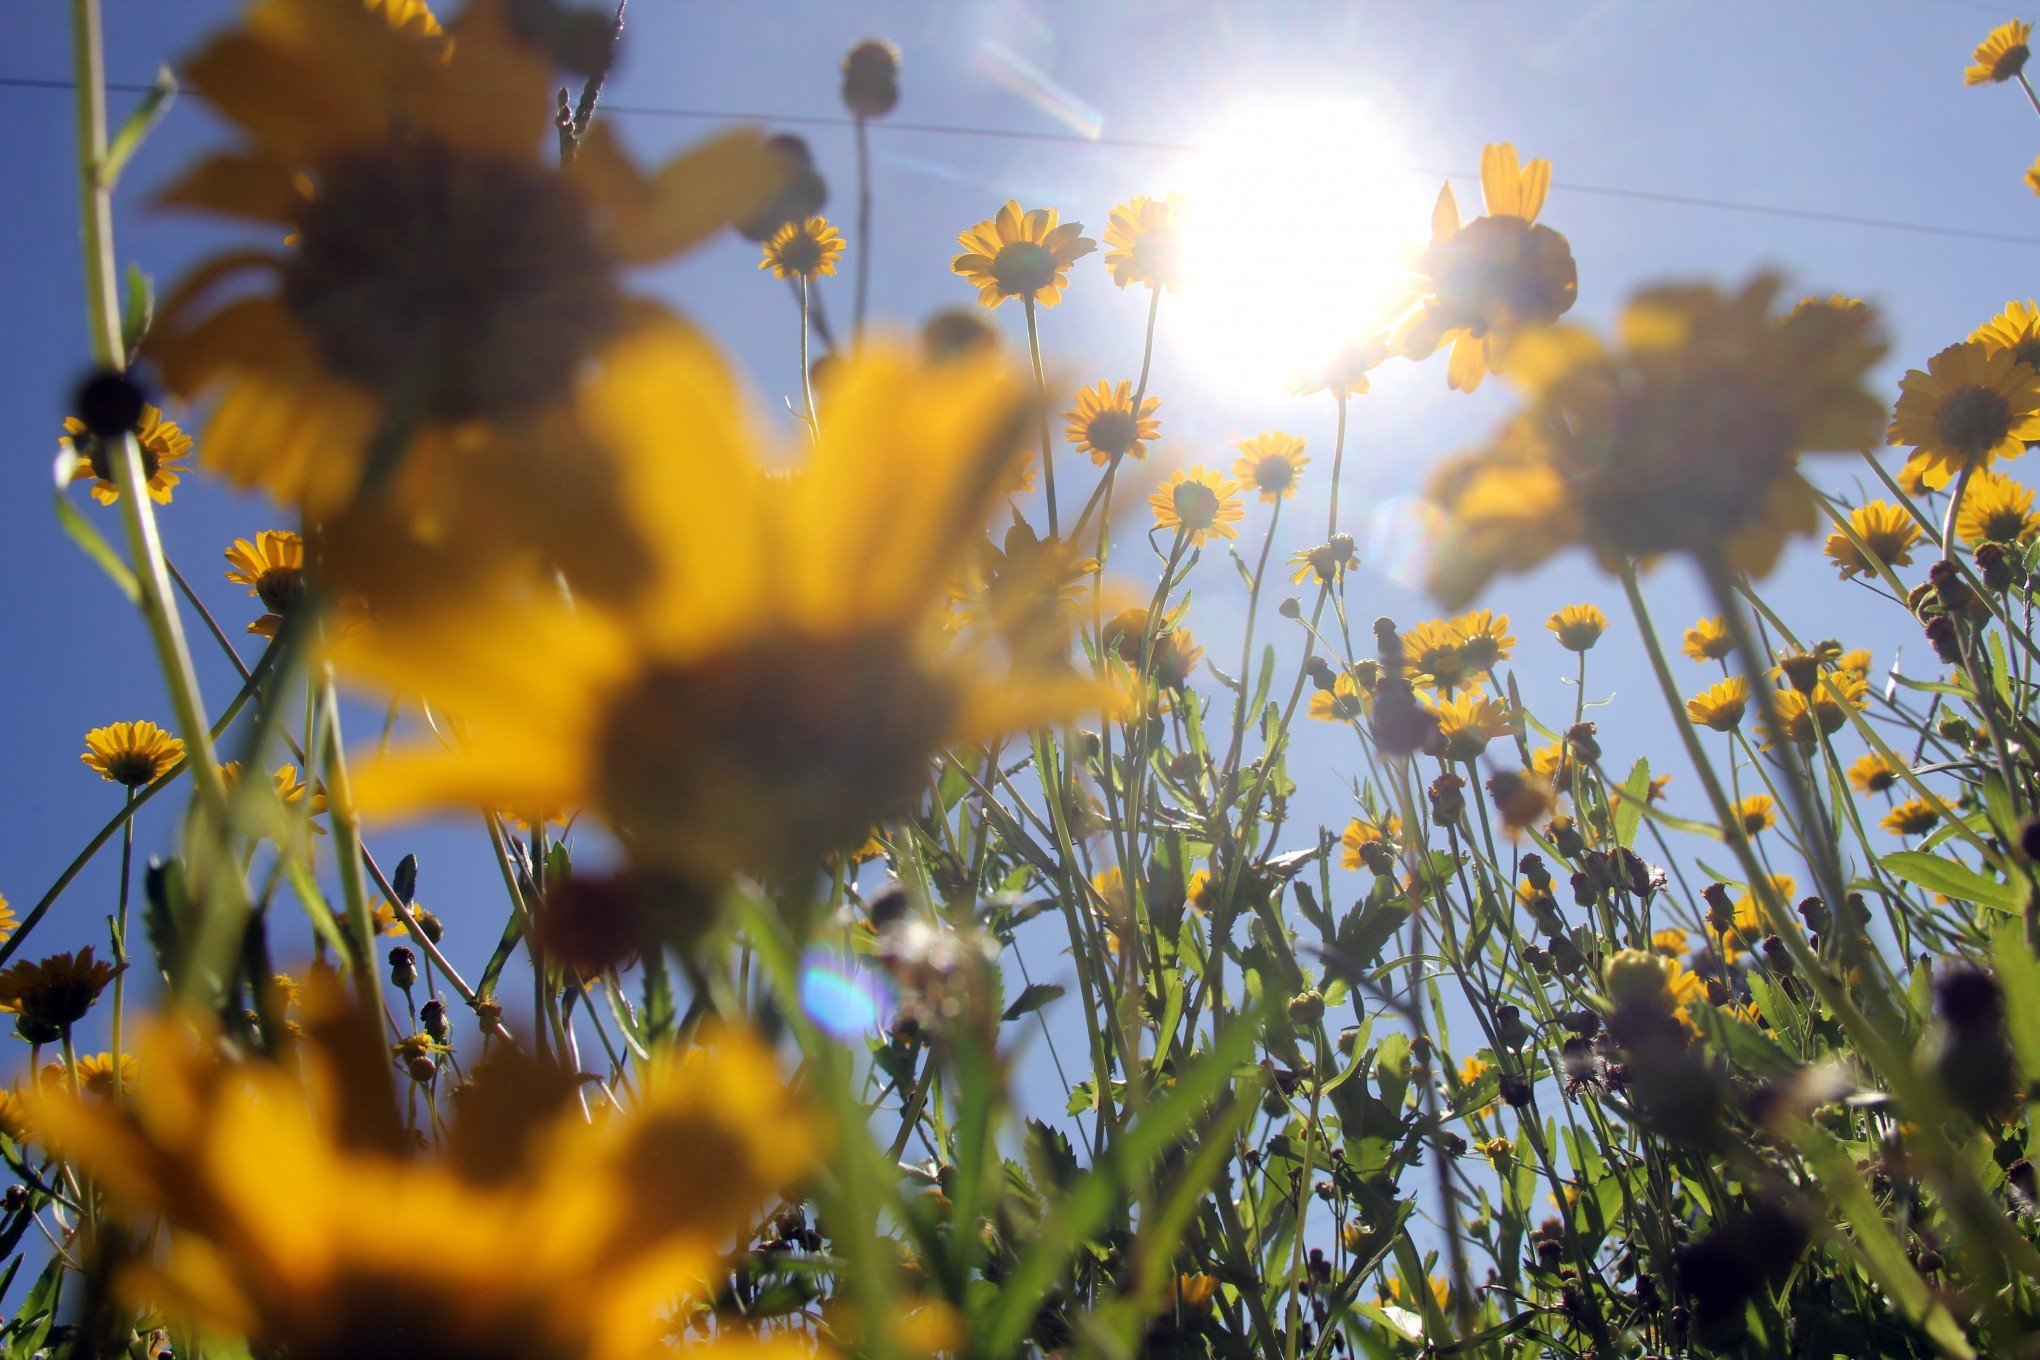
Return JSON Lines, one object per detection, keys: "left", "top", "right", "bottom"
{"left": 3, "top": 0, "right": 2038, "bottom": 1051}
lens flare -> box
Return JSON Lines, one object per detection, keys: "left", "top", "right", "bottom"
{"left": 799, "top": 950, "right": 896, "bottom": 1041}
{"left": 1361, "top": 494, "right": 1440, "bottom": 590}
{"left": 1174, "top": 98, "right": 1429, "bottom": 392}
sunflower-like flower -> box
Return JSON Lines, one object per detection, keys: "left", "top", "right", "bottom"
{"left": 337, "top": 332, "right": 1117, "bottom": 880}
{"left": 1308, "top": 671, "right": 1371, "bottom": 723}
{"left": 1064, "top": 381, "right": 1159, "bottom": 463}
{"left": 1888, "top": 341, "right": 2040, "bottom": 490}
{"left": 0, "top": 949, "right": 118, "bottom": 1030}
{"left": 1338, "top": 814, "right": 1403, "bottom": 870}
{"left": 1288, "top": 534, "right": 1359, "bottom": 585}
{"left": 1401, "top": 617, "right": 1471, "bottom": 694}
{"left": 29, "top": 1004, "right": 818, "bottom": 1360}
{"left": 1733, "top": 794, "right": 1776, "bottom": 836}
{"left": 1823, "top": 500, "right": 1922, "bottom": 578}
{"left": 947, "top": 518, "right": 1096, "bottom": 658}
{"left": 1427, "top": 693, "right": 1513, "bottom": 762}
{"left": 61, "top": 404, "right": 193, "bottom": 505}
{"left": 758, "top": 215, "right": 845, "bottom": 280}
{"left": 1966, "top": 19, "right": 2032, "bottom": 84}
{"left": 1546, "top": 603, "right": 1608, "bottom": 652}
{"left": 82, "top": 721, "right": 185, "bottom": 787}
{"left": 1149, "top": 467, "right": 1244, "bottom": 546}
{"left": 1683, "top": 616, "right": 1735, "bottom": 663}
{"left": 1714, "top": 876, "right": 1795, "bottom": 963}
{"left": 151, "top": 0, "right": 780, "bottom": 532}
{"left": 1604, "top": 948, "right": 1706, "bottom": 1018}
{"left": 1685, "top": 678, "right": 1749, "bottom": 733}
{"left": 1453, "top": 610, "right": 1515, "bottom": 672}
{"left": 1232, "top": 432, "right": 1309, "bottom": 503}
{"left": 1758, "top": 669, "right": 1868, "bottom": 750}
{"left": 221, "top": 760, "right": 328, "bottom": 818}
{"left": 0, "top": 897, "right": 13, "bottom": 942}
{"left": 224, "top": 529, "right": 308, "bottom": 637}
{"left": 1425, "top": 274, "right": 1887, "bottom": 605}
{"left": 2029, "top": 157, "right": 2040, "bottom": 196}
{"left": 1955, "top": 468, "right": 2040, "bottom": 544}
{"left": 1102, "top": 193, "right": 1183, "bottom": 293}
{"left": 1973, "top": 299, "right": 2040, "bottom": 373}
{"left": 952, "top": 201, "right": 1095, "bottom": 309}
{"left": 1848, "top": 751, "right": 1900, "bottom": 795}
{"left": 1881, "top": 798, "right": 1941, "bottom": 837}
{"left": 1397, "top": 143, "right": 1577, "bottom": 392}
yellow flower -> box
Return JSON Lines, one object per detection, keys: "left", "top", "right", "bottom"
{"left": 0, "top": 896, "right": 13, "bottom": 942}
{"left": 758, "top": 215, "right": 844, "bottom": 280}
{"left": 1381, "top": 1275, "right": 1451, "bottom": 1313}
{"left": 1232, "top": 432, "right": 1309, "bottom": 502}
{"left": 1683, "top": 617, "right": 1734, "bottom": 663}
{"left": 82, "top": 721, "right": 185, "bottom": 787}
{"left": 1339, "top": 815, "right": 1403, "bottom": 869}
{"left": 1881, "top": 798, "right": 1941, "bottom": 837}
{"left": 1685, "top": 677, "right": 1749, "bottom": 733}
{"left": 1954, "top": 468, "right": 2040, "bottom": 544}
{"left": 1168, "top": 1273, "right": 1221, "bottom": 1310}
{"left": 1966, "top": 19, "right": 2032, "bottom": 83}
{"left": 1398, "top": 143, "right": 1576, "bottom": 392}
{"left": 67, "top": 1052, "right": 141, "bottom": 1099}
{"left": 337, "top": 332, "right": 1116, "bottom": 880}
{"left": 61, "top": 404, "right": 192, "bottom": 505}
{"left": 1427, "top": 693, "right": 1513, "bottom": 762}
{"left": 1294, "top": 335, "right": 1392, "bottom": 398}
{"left": 0, "top": 949, "right": 118, "bottom": 1029}
{"left": 952, "top": 200, "right": 1096, "bottom": 308}
{"left": 1459, "top": 1055, "right": 1492, "bottom": 1086}
{"left": 1605, "top": 948, "right": 1707, "bottom": 1022}
{"left": 1888, "top": 340, "right": 2040, "bottom": 490}
{"left": 948, "top": 519, "right": 1096, "bottom": 651}
{"left": 1064, "top": 380, "right": 1160, "bottom": 463}
{"left": 1651, "top": 927, "right": 1690, "bottom": 956}
{"left": 1452, "top": 610, "right": 1515, "bottom": 672}
{"left": 1308, "top": 671, "right": 1370, "bottom": 724}
{"left": 1288, "top": 535, "right": 1359, "bottom": 585}
{"left": 1848, "top": 750, "right": 1900, "bottom": 795}
{"left": 1149, "top": 466, "right": 1245, "bottom": 546}
{"left": 1425, "top": 274, "right": 1887, "bottom": 605}
{"left": 224, "top": 529, "right": 308, "bottom": 637}
{"left": 29, "top": 1005, "right": 818, "bottom": 1360}
{"left": 151, "top": 0, "right": 780, "bottom": 529}
{"left": 368, "top": 897, "right": 420, "bottom": 938}
{"left": 1716, "top": 876, "right": 1795, "bottom": 962}
{"left": 1972, "top": 299, "right": 2040, "bottom": 371}
{"left": 1823, "top": 500, "right": 1922, "bottom": 577}
{"left": 2029, "top": 157, "right": 2040, "bottom": 196}
{"left": 1759, "top": 670, "right": 1868, "bottom": 750}
{"left": 1733, "top": 794, "right": 1776, "bottom": 836}
{"left": 1546, "top": 603, "right": 1608, "bottom": 652}
{"left": 1531, "top": 741, "right": 1572, "bottom": 787}
{"left": 1102, "top": 193, "right": 1183, "bottom": 292}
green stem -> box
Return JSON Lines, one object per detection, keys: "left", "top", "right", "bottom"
{"left": 1024, "top": 295, "right": 1058, "bottom": 539}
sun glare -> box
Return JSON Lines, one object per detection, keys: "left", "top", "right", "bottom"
{"left": 1174, "top": 98, "right": 1429, "bottom": 392}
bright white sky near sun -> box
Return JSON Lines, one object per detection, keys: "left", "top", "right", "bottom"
{"left": 0, "top": 0, "right": 2036, "bottom": 1049}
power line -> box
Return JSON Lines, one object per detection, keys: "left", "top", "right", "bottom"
{"left": 4, "top": 70, "right": 2039, "bottom": 248}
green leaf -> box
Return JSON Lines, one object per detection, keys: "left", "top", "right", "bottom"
{"left": 1001, "top": 982, "right": 1066, "bottom": 1022}
{"left": 1992, "top": 918, "right": 2040, "bottom": 1088}
{"left": 1612, "top": 757, "right": 1650, "bottom": 848}
{"left": 1881, "top": 850, "right": 2026, "bottom": 913}
{"left": 101, "top": 66, "right": 176, "bottom": 189}
{"left": 120, "top": 261, "right": 154, "bottom": 359}
{"left": 52, "top": 450, "right": 139, "bottom": 602}
{"left": 640, "top": 944, "right": 676, "bottom": 1044}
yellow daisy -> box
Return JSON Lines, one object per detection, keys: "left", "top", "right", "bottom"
{"left": 1149, "top": 467, "right": 1245, "bottom": 546}
{"left": 1733, "top": 794, "right": 1777, "bottom": 836}
{"left": 1064, "top": 380, "right": 1160, "bottom": 464}
{"left": 1954, "top": 468, "right": 2040, "bottom": 544}
{"left": 1966, "top": 19, "right": 2032, "bottom": 84}
{"left": 224, "top": 529, "right": 308, "bottom": 637}
{"left": 1685, "top": 678, "right": 1749, "bottom": 733}
{"left": 1683, "top": 616, "right": 1735, "bottom": 663}
{"left": 2028, "top": 157, "right": 2040, "bottom": 196}
{"left": 1398, "top": 143, "right": 1577, "bottom": 392}
{"left": 1308, "top": 671, "right": 1371, "bottom": 723}
{"left": 0, "top": 896, "right": 14, "bottom": 942}
{"left": 82, "top": 721, "right": 185, "bottom": 787}
{"left": 1888, "top": 340, "right": 2040, "bottom": 490}
{"left": 951, "top": 200, "right": 1096, "bottom": 309}
{"left": 1453, "top": 609, "right": 1516, "bottom": 672}
{"left": 1339, "top": 815, "right": 1403, "bottom": 870}
{"left": 1881, "top": 798, "right": 1941, "bottom": 837}
{"left": 1848, "top": 751, "right": 1900, "bottom": 795}
{"left": 1288, "top": 535, "right": 1359, "bottom": 585}
{"left": 758, "top": 215, "right": 845, "bottom": 280}
{"left": 1759, "top": 670, "right": 1868, "bottom": 750}
{"left": 1651, "top": 927, "right": 1690, "bottom": 956}
{"left": 61, "top": 404, "right": 192, "bottom": 505}
{"left": 1428, "top": 692, "right": 1513, "bottom": 762}
{"left": 1231, "top": 432, "right": 1309, "bottom": 503}
{"left": 1102, "top": 193, "right": 1183, "bottom": 293}
{"left": 1823, "top": 500, "right": 1921, "bottom": 577}
{"left": 1401, "top": 617, "right": 1473, "bottom": 694}
{"left": 336, "top": 332, "right": 1117, "bottom": 880}
{"left": 1972, "top": 299, "right": 2040, "bottom": 371}
{"left": 0, "top": 949, "right": 118, "bottom": 1029}
{"left": 1546, "top": 603, "right": 1608, "bottom": 652}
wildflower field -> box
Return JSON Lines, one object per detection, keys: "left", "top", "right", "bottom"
{"left": 15, "top": 2, "right": 2040, "bottom": 1358}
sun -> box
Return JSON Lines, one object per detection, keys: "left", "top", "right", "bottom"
{"left": 1173, "top": 97, "right": 1429, "bottom": 392}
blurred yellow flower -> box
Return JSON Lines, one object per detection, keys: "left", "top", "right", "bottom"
{"left": 1232, "top": 432, "right": 1310, "bottom": 502}
{"left": 1102, "top": 193, "right": 1183, "bottom": 293}
{"left": 1065, "top": 380, "right": 1159, "bottom": 463}
{"left": 82, "top": 721, "right": 184, "bottom": 787}
{"left": 1966, "top": 19, "right": 2032, "bottom": 83}
{"left": 1295, "top": 335, "right": 1393, "bottom": 398}
{"left": 61, "top": 404, "right": 191, "bottom": 505}
{"left": 1822, "top": 500, "right": 1921, "bottom": 577}
{"left": 1849, "top": 750, "right": 1901, "bottom": 795}
{"left": 1149, "top": 467, "right": 1245, "bottom": 546}
{"left": 1399, "top": 143, "right": 1576, "bottom": 392}
{"left": 1651, "top": 927, "right": 1690, "bottom": 956}
{"left": 759, "top": 215, "right": 845, "bottom": 280}
{"left": 952, "top": 200, "right": 1096, "bottom": 308}
{"left": 1888, "top": 340, "right": 2040, "bottom": 491}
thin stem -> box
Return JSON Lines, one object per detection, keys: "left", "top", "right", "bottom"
{"left": 1023, "top": 296, "right": 1058, "bottom": 538}
{"left": 799, "top": 275, "right": 819, "bottom": 434}
{"left": 852, "top": 114, "right": 873, "bottom": 338}
{"left": 1327, "top": 391, "right": 1349, "bottom": 538}
{"left": 109, "top": 786, "right": 134, "bottom": 1098}
{"left": 2018, "top": 70, "right": 2040, "bottom": 120}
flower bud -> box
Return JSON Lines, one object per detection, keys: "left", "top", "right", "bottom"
{"left": 388, "top": 945, "right": 418, "bottom": 991}
{"left": 71, "top": 368, "right": 148, "bottom": 438}
{"left": 841, "top": 38, "right": 901, "bottom": 119}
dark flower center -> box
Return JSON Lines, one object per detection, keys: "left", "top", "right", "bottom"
{"left": 256, "top": 565, "right": 307, "bottom": 616}
{"left": 1253, "top": 455, "right": 1295, "bottom": 492}
{"left": 285, "top": 141, "right": 622, "bottom": 423}
{"left": 1171, "top": 482, "right": 1220, "bottom": 531}
{"left": 777, "top": 232, "right": 824, "bottom": 276}
{"left": 1085, "top": 409, "right": 1138, "bottom": 455}
{"left": 1933, "top": 383, "right": 2015, "bottom": 457}
{"left": 1995, "top": 42, "right": 2031, "bottom": 79}
{"left": 1430, "top": 217, "right": 1578, "bottom": 334}
{"left": 991, "top": 241, "right": 1058, "bottom": 295}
